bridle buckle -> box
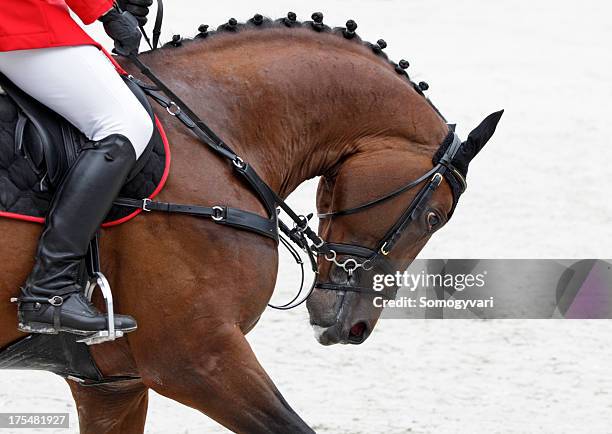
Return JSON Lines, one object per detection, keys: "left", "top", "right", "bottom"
{"left": 312, "top": 236, "right": 325, "bottom": 249}
{"left": 166, "top": 101, "right": 182, "bottom": 116}
{"left": 432, "top": 172, "right": 443, "bottom": 185}
{"left": 380, "top": 242, "right": 391, "bottom": 256}
{"left": 211, "top": 206, "right": 225, "bottom": 221}
{"left": 232, "top": 157, "right": 246, "bottom": 169}
{"left": 293, "top": 215, "right": 310, "bottom": 233}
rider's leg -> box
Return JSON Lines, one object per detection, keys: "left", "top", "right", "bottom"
{"left": 0, "top": 46, "right": 153, "bottom": 335}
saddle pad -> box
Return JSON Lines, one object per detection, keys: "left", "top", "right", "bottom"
{"left": 0, "top": 94, "right": 171, "bottom": 227}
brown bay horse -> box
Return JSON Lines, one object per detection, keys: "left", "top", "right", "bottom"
{"left": 0, "top": 16, "right": 500, "bottom": 433}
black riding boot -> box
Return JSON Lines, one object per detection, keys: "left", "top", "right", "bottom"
{"left": 16, "top": 134, "right": 138, "bottom": 336}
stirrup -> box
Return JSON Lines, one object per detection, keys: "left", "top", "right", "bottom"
{"left": 76, "top": 272, "right": 124, "bottom": 346}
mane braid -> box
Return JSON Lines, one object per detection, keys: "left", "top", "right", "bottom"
{"left": 153, "top": 12, "right": 446, "bottom": 122}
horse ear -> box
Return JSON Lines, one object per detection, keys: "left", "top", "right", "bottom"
{"left": 463, "top": 110, "right": 504, "bottom": 160}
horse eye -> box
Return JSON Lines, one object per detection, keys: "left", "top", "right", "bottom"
{"left": 427, "top": 212, "right": 441, "bottom": 230}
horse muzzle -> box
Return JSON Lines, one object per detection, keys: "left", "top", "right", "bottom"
{"left": 308, "top": 262, "right": 386, "bottom": 345}
{"left": 312, "top": 318, "right": 372, "bottom": 345}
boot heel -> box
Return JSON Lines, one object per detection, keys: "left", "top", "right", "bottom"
{"left": 17, "top": 308, "right": 59, "bottom": 335}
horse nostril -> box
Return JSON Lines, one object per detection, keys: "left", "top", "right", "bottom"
{"left": 349, "top": 322, "right": 368, "bottom": 343}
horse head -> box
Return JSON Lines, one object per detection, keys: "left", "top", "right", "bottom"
{"left": 307, "top": 110, "right": 503, "bottom": 345}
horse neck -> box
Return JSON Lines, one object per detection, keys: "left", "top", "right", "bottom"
{"left": 135, "top": 28, "right": 448, "bottom": 197}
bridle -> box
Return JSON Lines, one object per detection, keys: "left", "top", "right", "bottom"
{"left": 114, "top": 50, "right": 469, "bottom": 308}
{"left": 311, "top": 131, "right": 467, "bottom": 295}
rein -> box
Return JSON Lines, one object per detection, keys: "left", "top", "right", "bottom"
{"left": 124, "top": 0, "right": 164, "bottom": 51}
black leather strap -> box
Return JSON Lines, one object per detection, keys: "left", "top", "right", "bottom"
{"left": 233, "top": 163, "right": 280, "bottom": 217}
{"left": 317, "top": 166, "right": 438, "bottom": 219}
{"left": 152, "top": 0, "right": 163, "bottom": 50}
{"left": 373, "top": 170, "right": 442, "bottom": 256}
{"left": 319, "top": 243, "right": 377, "bottom": 258}
{"left": 315, "top": 282, "right": 393, "bottom": 298}
{"left": 114, "top": 198, "right": 279, "bottom": 241}
{"left": 139, "top": 87, "right": 196, "bottom": 128}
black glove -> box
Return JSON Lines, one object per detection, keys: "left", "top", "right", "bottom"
{"left": 117, "top": 0, "right": 153, "bottom": 26}
{"left": 100, "top": 9, "right": 142, "bottom": 56}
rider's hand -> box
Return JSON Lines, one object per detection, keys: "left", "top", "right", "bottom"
{"left": 100, "top": 8, "right": 142, "bottom": 56}
{"left": 117, "top": 0, "right": 153, "bottom": 26}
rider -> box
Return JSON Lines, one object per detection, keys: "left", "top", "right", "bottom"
{"left": 0, "top": 0, "right": 152, "bottom": 337}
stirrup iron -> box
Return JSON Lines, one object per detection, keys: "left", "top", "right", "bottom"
{"left": 77, "top": 272, "right": 123, "bottom": 346}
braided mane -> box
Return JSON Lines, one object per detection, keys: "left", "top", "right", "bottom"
{"left": 151, "top": 12, "right": 445, "bottom": 120}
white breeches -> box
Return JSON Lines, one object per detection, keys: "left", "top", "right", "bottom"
{"left": 0, "top": 45, "right": 153, "bottom": 158}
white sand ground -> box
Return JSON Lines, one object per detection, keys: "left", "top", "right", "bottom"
{"left": 1, "top": 1, "right": 611, "bottom": 433}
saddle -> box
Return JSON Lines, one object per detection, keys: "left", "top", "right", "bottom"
{"left": 0, "top": 72, "right": 170, "bottom": 225}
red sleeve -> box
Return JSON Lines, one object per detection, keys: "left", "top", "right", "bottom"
{"left": 64, "top": 0, "right": 114, "bottom": 25}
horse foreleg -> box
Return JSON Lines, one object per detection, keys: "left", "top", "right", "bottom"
{"left": 67, "top": 380, "right": 149, "bottom": 434}
{"left": 138, "top": 323, "right": 315, "bottom": 434}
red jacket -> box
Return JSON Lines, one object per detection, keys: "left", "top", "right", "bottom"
{"left": 0, "top": 0, "right": 112, "bottom": 52}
